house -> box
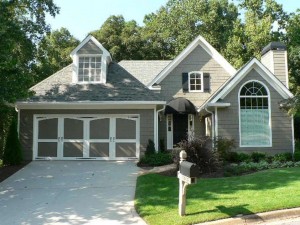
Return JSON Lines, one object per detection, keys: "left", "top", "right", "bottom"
{"left": 16, "top": 35, "right": 294, "bottom": 161}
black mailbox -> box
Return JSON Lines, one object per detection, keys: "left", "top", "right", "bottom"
{"left": 180, "top": 161, "right": 199, "bottom": 178}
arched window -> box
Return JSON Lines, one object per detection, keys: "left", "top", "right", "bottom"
{"left": 239, "top": 81, "right": 271, "bottom": 147}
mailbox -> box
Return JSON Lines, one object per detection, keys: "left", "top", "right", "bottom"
{"left": 179, "top": 161, "right": 199, "bottom": 178}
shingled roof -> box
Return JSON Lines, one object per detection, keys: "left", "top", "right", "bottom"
{"left": 27, "top": 62, "right": 163, "bottom": 102}
{"left": 118, "top": 60, "right": 171, "bottom": 86}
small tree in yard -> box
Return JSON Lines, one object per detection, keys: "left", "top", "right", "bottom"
{"left": 179, "top": 136, "right": 220, "bottom": 174}
{"left": 3, "top": 119, "right": 23, "bottom": 165}
{"left": 145, "top": 139, "right": 156, "bottom": 156}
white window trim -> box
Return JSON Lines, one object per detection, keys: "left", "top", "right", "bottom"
{"left": 72, "top": 54, "right": 106, "bottom": 84}
{"left": 77, "top": 54, "right": 103, "bottom": 84}
{"left": 238, "top": 80, "right": 272, "bottom": 147}
{"left": 188, "top": 71, "right": 204, "bottom": 92}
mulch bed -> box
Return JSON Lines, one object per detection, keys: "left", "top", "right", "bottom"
{"left": 0, "top": 161, "right": 30, "bottom": 183}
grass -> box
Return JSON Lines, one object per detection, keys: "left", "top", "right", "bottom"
{"left": 135, "top": 167, "right": 300, "bottom": 225}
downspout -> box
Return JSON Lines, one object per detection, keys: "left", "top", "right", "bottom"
{"left": 205, "top": 107, "right": 215, "bottom": 148}
{"left": 15, "top": 106, "right": 20, "bottom": 137}
{"left": 155, "top": 106, "right": 166, "bottom": 152}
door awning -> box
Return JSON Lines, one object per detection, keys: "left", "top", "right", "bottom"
{"left": 164, "top": 97, "right": 197, "bottom": 115}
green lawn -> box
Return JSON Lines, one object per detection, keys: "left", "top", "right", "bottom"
{"left": 135, "top": 167, "right": 300, "bottom": 225}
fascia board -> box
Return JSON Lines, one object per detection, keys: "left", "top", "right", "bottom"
{"left": 16, "top": 101, "right": 166, "bottom": 110}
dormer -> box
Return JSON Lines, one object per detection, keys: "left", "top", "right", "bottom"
{"left": 70, "top": 35, "right": 112, "bottom": 84}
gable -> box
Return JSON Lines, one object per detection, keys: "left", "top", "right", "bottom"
{"left": 77, "top": 40, "right": 103, "bottom": 54}
{"left": 157, "top": 44, "right": 232, "bottom": 107}
{"left": 209, "top": 58, "right": 293, "bottom": 104}
{"left": 148, "top": 35, "right": 236, "bottom": 88}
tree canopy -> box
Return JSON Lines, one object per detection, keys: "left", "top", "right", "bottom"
{"left": 35, "top": 28, "right": 80, "bottom": 82}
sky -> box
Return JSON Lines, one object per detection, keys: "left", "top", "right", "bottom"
{"left": 46, "top": 0, "right": 300, "bottom": 41}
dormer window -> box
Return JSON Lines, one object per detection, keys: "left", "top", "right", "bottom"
{"left": 70, "top": 35, "right": 112, "bottom": 84}
{"left": 78, "top": 56, "right": 102, "bottom": 82}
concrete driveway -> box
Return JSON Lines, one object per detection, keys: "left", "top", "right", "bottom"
{"left": 0, "top": 161, "right": 146, "bottom": 225}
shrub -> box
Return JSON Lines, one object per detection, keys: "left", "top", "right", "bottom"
{"left": 251, "top": 152, "right": 266, "bottom": 163}
{"left": 3, "top": 119, "right": 23, "bottom": 165}
{"left": 179, "top": 136, "right": 220, "bottom": 173}
{"left": 237, "top": 153, "right": 251, "bottom": 163}
{"left": 273, "top": 152, "right": 293, "bottom": 162}
{"left": 294, "top": 151, "right": 300, "bottom": 162}
{"left": 138, "top": 152, "right": 173, "bottom": 167}
{"left": 224, "top": 160, "right": 299, "bottom": 177}
{"left": 214, "top": 137, "right": 236, "bottom": 161}
{"left": 145, "top": 139, "right": 156, "bottom": 156}
{"left": 159, "top": 139, "right": 165, "bottom": 152}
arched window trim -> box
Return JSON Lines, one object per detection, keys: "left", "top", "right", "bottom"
{"left": 238, "top": 80, "right": 272, "bottom": 147}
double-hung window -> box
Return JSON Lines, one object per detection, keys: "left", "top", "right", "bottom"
{"left": 188, "top": 72, "right": 203, "bottom": 92}
{"left": 239, "top": 81, "right": 271, "bottom": 147}
{"left": 78, "top": 56, "right": 102, "bottom": 82}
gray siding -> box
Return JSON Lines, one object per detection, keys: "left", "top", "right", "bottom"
{"left": 20, "top": 109, "right": 154, "bottom": 160}
{"left": 159, "top": 45, "right": 231, "bottom": 107}
{"left": 217, "top": 68, "right": 293, "bottom": 154}
{"left": 77, "top": 40, "right": 103, "bottom": 54}
{"left": 261, "top": 50, "right": 288, "bottom": 87}
{"left": 273, "top": 51, "right": 288, "bottom": 87}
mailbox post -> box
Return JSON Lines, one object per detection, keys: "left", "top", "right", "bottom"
{"left": 178, "top": 150, "right": 199, "bottom": 216}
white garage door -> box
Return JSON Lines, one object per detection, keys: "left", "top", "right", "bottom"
{"left": 33, "top": 114, "right": 140, "bottom": 160}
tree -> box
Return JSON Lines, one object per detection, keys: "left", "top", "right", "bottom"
{"left": 0, "top": 0, "right": 59, "bottom": 158}
{"left": 0, "top": 0, "right": 59, "bottom": 104}
{"left": 142, "top": 0, "right": 239, "bottom": 59}
{"left": 91, "top": 15, "right": 144, "bottom": 61}
{"left": 224, "top": 0, "right": 288, "bottom": 68}
{"left": 35, "top": 28, "right": 80, "bottom": 82}
{"left": 3, "top": 119, "right": 23, "bottom": 165}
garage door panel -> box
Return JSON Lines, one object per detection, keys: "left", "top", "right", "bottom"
{"left": 38, "top": 143, "right": 57, "bottom": 157}
{"left": 90, "top": 119, "right": 109, "bottom": 139}
{"left": 90, "top": 143, "right": 109, "bottom": 157}
{"left": 64, "top": 118, "right": 83, "bottom": 139}
{"left": 116, "top": 118, "right": 136, "bottom": 139}
{"left": 38, "top": 118, "right": 58, "bottom": 139}
{"left": 63, "top": 142, "right": 84, "bottom": 157}
{"left": 35, "top": 115, "right": 139, "bottom": 160}
{"left": 116, "top": 143, "right": 136, "bottom": 157}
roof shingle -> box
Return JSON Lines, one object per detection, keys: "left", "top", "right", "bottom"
{"left": 27, "top": 62, "right": 163, "bottom": 102}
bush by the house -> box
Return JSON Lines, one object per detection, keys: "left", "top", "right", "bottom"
{"left": 224, "top": 160, "right": 300, "bottom": 177}
{"left": 138, "top": 152, "right": 173, "bottom": 167}
{"left": 159, "top": 139, "right": 165, "bottom": 152}
{"left": 273, "top": 152, "right": 293, "bottom": 162}
{"left": 214, "top": 137, "right": 236, "bottom": 162}
{"left": 179, "top": 136, "right": 220, "bottom": 173}
{"left": 250, "top": 152, "right": 266, "bottom": 163}
{"left": 145, "top": 139, "right": 156, "bottom": 156}
{"left": 2, "top": 119, "right": 23, "bottom": 166}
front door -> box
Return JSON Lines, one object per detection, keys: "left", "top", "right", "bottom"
{"left": 166, "top": 114, "right": 195, "bottom": 149}
{"left": 173, "top": 114, "right": 188, "bottom": 145}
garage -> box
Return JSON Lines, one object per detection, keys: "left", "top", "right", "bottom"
{"left": 33, "top": 114, "right": 140, "bottom": 160}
